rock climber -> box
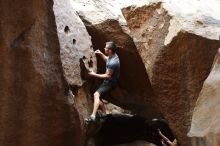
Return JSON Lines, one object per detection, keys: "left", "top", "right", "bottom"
{"left": 85, "top": 41, "right": 120, "bottom": 123}
{"left": 158, "top": 129, "right": 178, "bottom": 146}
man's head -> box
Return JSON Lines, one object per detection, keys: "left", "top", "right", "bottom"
{"left": 104, "top": 41, "right": 117, "bottom": 56}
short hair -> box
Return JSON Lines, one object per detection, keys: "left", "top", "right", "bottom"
{"left": 105, "top": 41, "right": 117, "bottom": 53}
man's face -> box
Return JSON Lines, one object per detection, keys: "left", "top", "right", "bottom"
{"left": 104, "top": 47, "right": 111, "bottom": 55}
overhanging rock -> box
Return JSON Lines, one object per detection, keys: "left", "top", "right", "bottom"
{"left": 122, "top": 1, "right": 220, "bottom": 145}
{"left": 53, "top": 0, "right": 96, "bottom": 86}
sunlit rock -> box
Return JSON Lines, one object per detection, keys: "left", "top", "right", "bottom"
{"left": 188, "top": 50, "right": 220, "bottom": 146}
{"left": 53, "top": 0, "right": 96, "bottom": 86}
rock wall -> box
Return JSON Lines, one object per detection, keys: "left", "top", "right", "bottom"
{"left": 1, "top": 0, "right": 220, "bottom": 146}
{"left": 73, "top": 0, "right": 220, "bottom": 145}
{"left": 53, "top": 0, "right": 96, "bottom": 86}
{"left": 122, "top": 2, "right": 220, "bottom": 145}
{"left": 0, "top": 0, "right": 94, "bottom": 146}
{"left": 53, "top": 0, "right": 97, "bottom": 141}
{"left": 84, "top": 19, "right": 161, "bottom": 118}
{"left": 188, "top": 50, "right": 220, "bottom": 146}
{"left": 72, "top": 0, "right": 161, "bottom": 119}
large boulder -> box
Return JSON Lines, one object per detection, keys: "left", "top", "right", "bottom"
{"left": 122, "top": 1, "right": 220, "bottom": 145}
{"left": 72, "top": 0, "right": 160, "bottom": 119}
{"left": 53, "top": 0, "right": 97, "bottom": 138}
{"left": 53, "top": 0, "right": 96, "bottom": 86}
{"left": 73, "top": 0, "right": 220, "bottom": 145}
{"left": 0, "top": 0, "right": 94, "bottom": 145}
{"left": 188, "top": 50, "right": 220, "bottom": 146}
{"left": 1, "top": 0, "right": 219, "bottom": 145}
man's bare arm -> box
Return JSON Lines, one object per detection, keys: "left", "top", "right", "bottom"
{"left": 95, "top": 50, "right": 107, "bottom": 62}
{"left": 88, "top": 69, "right": 112, "bottom": 79}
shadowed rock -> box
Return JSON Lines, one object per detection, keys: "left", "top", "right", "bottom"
{"left": 93, "top": 113, "right": 175, "bottom": 146}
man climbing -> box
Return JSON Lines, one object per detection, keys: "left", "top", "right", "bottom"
{"left": 85, "top": 41, "right": 120, "bottom": 123}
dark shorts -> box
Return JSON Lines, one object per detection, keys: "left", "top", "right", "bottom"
{"left": 96, "top": 81, "right": 116, "bottom": 98}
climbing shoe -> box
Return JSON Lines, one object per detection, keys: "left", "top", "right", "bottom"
{"left": 85, "top": 115, "right": 97, "bottom": 124}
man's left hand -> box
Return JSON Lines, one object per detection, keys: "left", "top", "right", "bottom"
{"left": 88, "top": 71, "right": 96, "bottom": 76}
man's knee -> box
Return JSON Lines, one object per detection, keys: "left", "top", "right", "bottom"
{"left": 94, "top": 92, "right": 100, "bottom": 98}
{"left": 99, "top": 99, "right": 104, "bottom": 106}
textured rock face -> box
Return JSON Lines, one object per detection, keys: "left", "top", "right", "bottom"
{"left": 84, "top": 20, "right": 159, "bottom": 118}
{"left": 73, "top": 0, "right": 220, "bottom": 145}
{"left": 53, "top": 0, "right": 96, "bottom": 86}
{"left": 53, "top": 1, "right": 98, "bottom": 144}
{"left": 72, "top": 0, "right": 160, "bottom": 119}
{"left": 188, "top": 50, "right": 220, "bottom": 146}
{"left": 122, "top": 1, "right": 220, "bottom": 145}
{"left": 0, "top": 0, "right": 93, "bottom": 146}
{"left": 1, "top": 0, "right": 220, "bottom": 146}
{"left": 71, "top": 0, "right": 152, "bottom": 25}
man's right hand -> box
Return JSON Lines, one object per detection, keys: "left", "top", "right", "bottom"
{"left": 95, "top": 49, "right": 102, "bottom": 55}
{"left": 95, "top": 49, "right": 107, "bottom": 62}
{"left": 88, "top": 70, "right": 96, "bottom": 77}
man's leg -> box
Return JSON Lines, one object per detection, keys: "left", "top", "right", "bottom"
{"left": 91, "top": 91, "right": 100, "bottom": 117}
{"left": 85, "top": 83, "right": 112, "bottom": 123}
{"left": 99, "top": 100, "right": 106, "bottom": 114}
